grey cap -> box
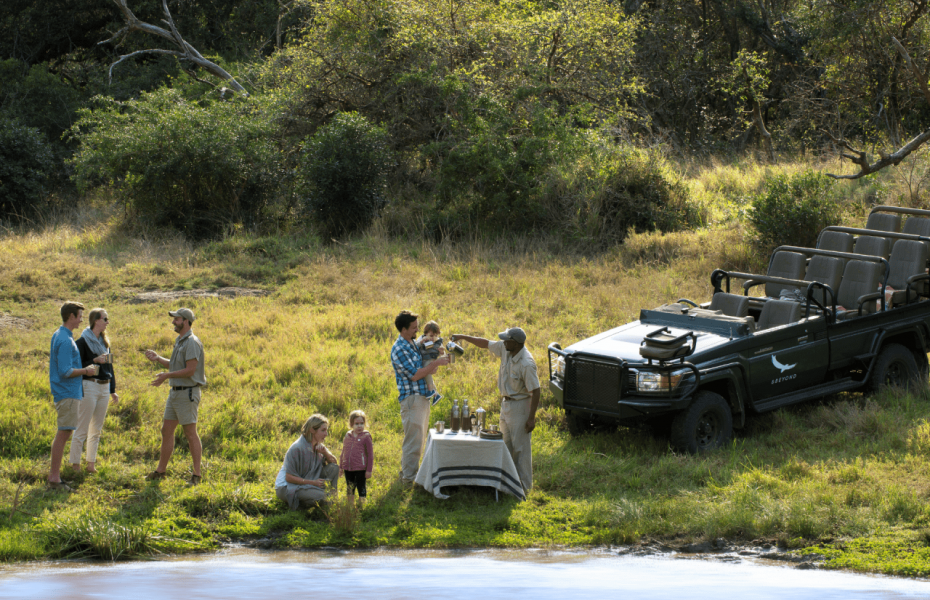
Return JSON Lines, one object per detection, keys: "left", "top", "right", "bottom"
{"left": 169, "top": 308, "right": 196, "bottom": 323}
{"left": 498, "top": 327, "right": 527, "bottom": 344}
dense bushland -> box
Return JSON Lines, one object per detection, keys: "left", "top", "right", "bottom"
{"left": 6, "top": 0, "right": 930, "bottom": 240}
{"left": 0, "top": 117, "right": 56, "bottom": 220}
{"left": 69, "top": 89, "right": 283, "bottom": 239}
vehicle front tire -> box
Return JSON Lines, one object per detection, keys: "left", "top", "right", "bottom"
{"left": 565, "top": 411, "right": 614, "bottom": 436}
{"left": 670, "top": 391, "right": 733, "bottom": 454}
{"left": 869, "top": 343, "right": 921, "bottom": 392}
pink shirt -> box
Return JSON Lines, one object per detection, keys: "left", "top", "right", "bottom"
{"left": 339, "top": 431, "right": 374, "bottom": 473}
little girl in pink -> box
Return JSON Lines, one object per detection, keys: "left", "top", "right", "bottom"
{"left": 339, "top": 409, "right": 374, "bottom": 503}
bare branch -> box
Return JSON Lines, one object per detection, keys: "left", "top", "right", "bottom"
{"left": 109, "top": 48, "right": 185, "bottom": 81}
{"left": 98, "top": 26, "right": 131, "bottom": 48}
{"left": 101, "top": 0, "right": 248, "bottom": 96}
{"left": 827, "top": 130, "right": 930, "bottom": 179}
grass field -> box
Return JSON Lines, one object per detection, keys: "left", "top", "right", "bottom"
{"left": 4, "top": 158, "right": 930, "bottom": 576}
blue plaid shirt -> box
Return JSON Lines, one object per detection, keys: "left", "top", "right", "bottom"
{"left": 391, "top": 335, "right": 429, "bottom": 401}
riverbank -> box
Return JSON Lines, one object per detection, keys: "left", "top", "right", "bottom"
{"left": 4, "top": 164, "right": 930, "bottom": 577}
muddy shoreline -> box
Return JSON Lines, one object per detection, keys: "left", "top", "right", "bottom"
{"left": 232, "top": 536, "right": 825, "bottom": 570}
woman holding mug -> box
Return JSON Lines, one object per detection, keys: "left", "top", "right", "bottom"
{"left": 275, "top": 414, "right": 339, "bottom": 509}
{"left": 71, "top": 307, "right": 119, "bottom": 473}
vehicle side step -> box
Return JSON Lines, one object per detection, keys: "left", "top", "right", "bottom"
{"left": 754, "top": 377, "right": 860, "bottom": 412}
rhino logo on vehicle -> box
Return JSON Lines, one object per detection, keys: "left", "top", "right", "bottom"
{"left": 771, "top": 355, "right": 796, "bottom": 373}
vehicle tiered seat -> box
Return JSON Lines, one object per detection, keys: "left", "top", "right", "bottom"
{"left": 804, "top": 255, "right": 845, "bottom": 306}
{"left": 866, "top": 212, "right": 902, "bottom": 233}
{"left": 756, "top": 299, "right": 803, "bottom": 330}
{"left": 884, "top": 240, "right": 929, "bottom": 306}
{"left": 761, "top": 251, "right": 807, "bottom": 297}
{"left": 708, "top": 292, "right": 750, "bottom": 318}
{"left": 817, "top": 231, "right": 854, "bottom": 254}
{"left": 902, "top": 216, "right": 930, "bottom": 238}
{"left": 901, "top": 216, "right": 930, "bottom": 262}
{"left": 853, "top": 235, "right": 891, "bottom": 259}
{"left": 835, "top": 259, "right": 885, "bottom": 319}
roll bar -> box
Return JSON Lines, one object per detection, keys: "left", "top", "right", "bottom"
{"left": 768, "top": 246, "right": 890, "bottom": 281}
{"left": 816, "top": 226, "right": 930, "bottom": 248}
{"left": 869, "top": 205, "right": 930, "bottom": 218}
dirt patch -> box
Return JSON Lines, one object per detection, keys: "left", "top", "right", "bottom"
{"left": 128, "top": 287, "right": 270, "bottom": 304}
{"left": 0, "top": 314, "right": 32, "bottom": 330}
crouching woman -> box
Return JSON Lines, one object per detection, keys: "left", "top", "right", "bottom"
{"left": 275, "top": 414, "right": 339, "bottom": 509}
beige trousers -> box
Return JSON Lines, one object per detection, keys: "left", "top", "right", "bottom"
{"left": 70, "top": 380, "right": 110, "bottom": 464}
{"left": 399, "top": 394, "right": 430, "bottom": 481}
{"left": 500, "top": 398, "right": 533, "bottom": 491}
{"left": 275, "top": 463, "right": 340, "bottom": 508}
{"left": 422, "top": 358, "right": 436, "bottom": 391}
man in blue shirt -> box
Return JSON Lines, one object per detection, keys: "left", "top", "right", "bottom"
{"left": 49, "top": 301, "right": 98, "bottom": 491}
{"left": 391, "top": 310, "right": 449, "bottom": 484}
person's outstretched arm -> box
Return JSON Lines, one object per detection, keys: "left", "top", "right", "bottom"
{"left": 449, "top": 334, "right": 489, "bottom": 349}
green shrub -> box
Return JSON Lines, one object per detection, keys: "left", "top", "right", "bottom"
{"left": 70, "top": 88, "right": 282, "bottom": 239}
{"left": 0, "top": 116, "right": 55, "bottom": 220}
{"left": 533, "top": 141, "right": 701, "bottom": 246}
{"left": 298, "top": 112, "right": 394, "bottom": 238}
{"left": 0, "top": 59, "right": 83, "bottom": 145}
{"left": 581, "top": 146, "right": 699, "bottom": 243}
{"left": 749, "top": 170, "right": 836, "bottom": 250}
{"left": 421, "top": 104, "right": 593, "bottom": 238}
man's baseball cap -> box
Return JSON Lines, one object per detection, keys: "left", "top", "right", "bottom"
{"left": 498, "top": 327, "right": 527, "bottom": 344}
{"left": 169, "top": 308, "right": 196, "bottom": 322}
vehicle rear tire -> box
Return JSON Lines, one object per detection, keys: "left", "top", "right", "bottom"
{"left": 869, "top": 343, "right": 921, "bottom": 391}
{"left": 670, "top": 391, "right": 733, "bottom": 454}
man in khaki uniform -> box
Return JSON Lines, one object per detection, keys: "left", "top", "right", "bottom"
{"left": 450, "top": 327, "right": 540, "bottom": 491}
{"left": 144, "top": 308, "right": 206, "bottom": 485}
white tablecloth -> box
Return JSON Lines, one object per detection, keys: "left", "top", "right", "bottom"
{"left": 414, "top": 429, "right": 525, "bottom": 500}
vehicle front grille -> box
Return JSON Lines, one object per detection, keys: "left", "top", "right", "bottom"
{"left": 565, "top": 357, "right": 624, "bottom": 411}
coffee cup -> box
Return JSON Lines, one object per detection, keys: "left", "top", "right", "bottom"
{"left": 87, "top": 364, "right": 99, "bottom": 376}
{"left": 435, "top": 421, "right": 445, "bottom": 434}
{"left": 104, "top": 353, "right": 113, "bottom": 364}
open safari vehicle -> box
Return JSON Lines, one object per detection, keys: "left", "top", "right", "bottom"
{"left": 548, "top": 206, "right": 930, "bottom": 452}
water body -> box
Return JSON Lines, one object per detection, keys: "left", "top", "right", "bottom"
{"left": 1, "top": 548, "right": 929, "bottom": 599}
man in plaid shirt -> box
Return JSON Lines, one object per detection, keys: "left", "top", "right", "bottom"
{"left": 391, "top": 310, "right": 449, "bottom": 483}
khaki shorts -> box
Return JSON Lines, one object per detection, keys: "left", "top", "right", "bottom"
{"left": 164, "top": 388, "right": 201, "bottom": 425}
{"left": 55, "top": 397, "right": 80, "bottom": 431}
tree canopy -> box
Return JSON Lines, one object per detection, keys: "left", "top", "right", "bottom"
{"left": 4, "top": 0, "right": 930, "bottom": 232}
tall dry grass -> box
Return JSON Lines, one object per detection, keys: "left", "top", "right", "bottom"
{"left": 3, "top": 155, "right": 930, "bottom": 575}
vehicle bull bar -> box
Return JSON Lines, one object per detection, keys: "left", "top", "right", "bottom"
{"left": 548, "top": 342, "right": 701, "bottom": 400}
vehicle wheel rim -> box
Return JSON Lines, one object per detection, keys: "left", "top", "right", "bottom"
{"left": 695, "top": 413, "right": 719, "bottom": 448}
{"left": 885, "top": 360, "right": 910, "bottom": 387}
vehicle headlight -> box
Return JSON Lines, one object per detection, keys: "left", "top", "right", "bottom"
{"left": 554, "top": 356, "right": 566, "bottom": 378}
{"left": 636, "top": 369, "right": 688, "bottom": 392}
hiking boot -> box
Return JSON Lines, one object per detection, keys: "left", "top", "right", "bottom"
{"left": 47, "top": 480, "right": 72, "bottom": 492}
{"left": 145, "top": 470, "right": 167, "bottom": 481}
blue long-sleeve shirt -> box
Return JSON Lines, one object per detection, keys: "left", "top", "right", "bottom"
{"left": 391, "top": 335, "right": 429, "bottom": 401}
{"left": 49, "top": 326, "right": 83, "bottom": 402}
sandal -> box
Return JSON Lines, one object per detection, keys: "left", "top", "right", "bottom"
{"left": 47, "top": 480, "right": 73, "bottom": 492}
{"left": 186, "top": 474, "right": 202, "bottom": 486}
{"left": 145, "top": 470, "right": 167, "bottom": 481}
